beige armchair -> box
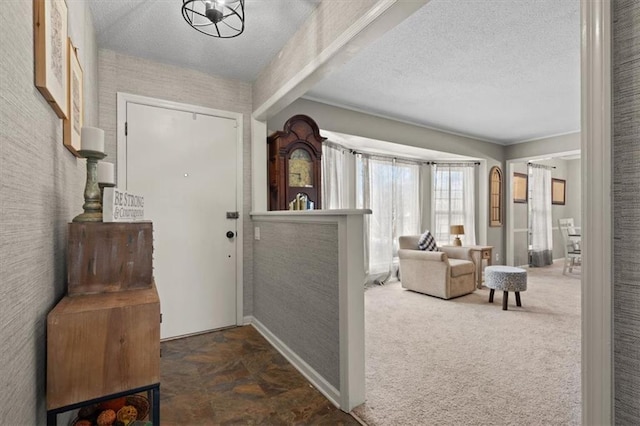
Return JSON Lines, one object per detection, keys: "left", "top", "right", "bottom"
{"left": 398, "top": 236, "right": 476, "bottom": 299}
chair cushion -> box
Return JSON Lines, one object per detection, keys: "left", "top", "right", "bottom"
{"left": 449, "top": 259, "right": 475, "bottom": 277}
{"left": 418, "top": 230, "right": 438, "bottom": 251}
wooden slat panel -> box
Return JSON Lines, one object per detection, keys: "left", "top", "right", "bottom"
{"left": 67, "top": 222, "right": 153, "bottom": 295}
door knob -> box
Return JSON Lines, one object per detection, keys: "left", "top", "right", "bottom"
{"left": 226, "top": 231, "right": 235, "bottom": 239}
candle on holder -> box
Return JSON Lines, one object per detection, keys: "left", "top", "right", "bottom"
{"left": 73, "top": 127, "right": 107, "bottom": 222}
{"left": 97, "top": 162, "right": 115, "bottom": 185}
{"left": 80, "top": 127, "right": 105, "bottom": 153}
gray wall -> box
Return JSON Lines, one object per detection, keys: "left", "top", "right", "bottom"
{"left": 0, "top": 1, "right": 99, "bottom": 424}
{"left": 269, "top": 98, "right": 505, "bottom": 261}
{"left": 512, "top": 162, "right": 530, "bottom": 266}
{"left": 565, "top": 159, "right": 581, "bottom": 227}
{"left": 613, "top": 1, "right": 640, "bottom": 423}
{"left": 97, "top": 50, "right": 255, "bottom": 315}
{"left": 270, "top": 98, "right": 505, "bottom": 161}
{"left": 253, "top": 221, "right": 340, "bottom": 389}
{"left": 505, "top": 132, "right": 580, "bottom": 160}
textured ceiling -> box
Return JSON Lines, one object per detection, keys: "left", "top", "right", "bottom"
{"left": 88, "top": 0, "right": 321, "bottom": 82}
{"left": 305, "top": 0, "right": 581, "bottom": 144}
{"left": 89, "top": 0, "right": 581, "bottom": 145}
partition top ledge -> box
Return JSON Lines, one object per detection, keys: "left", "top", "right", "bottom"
{"left": 250, "top": 209, "right": 372, "bottom": 217}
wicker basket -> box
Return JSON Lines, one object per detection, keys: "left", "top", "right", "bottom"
{"left": 71, "top": 394, "right": 150, "bottom": 425}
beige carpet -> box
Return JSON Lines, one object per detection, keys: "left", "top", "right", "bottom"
{"left": 353, "top": 261, "right": 581, "bottom": 425}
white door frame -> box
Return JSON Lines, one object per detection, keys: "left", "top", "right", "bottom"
{"left": 117, "top": 92, "right": 245, "bottom": 326}
{"left": 581, "top": 1, "right": 612, "bottom": 424}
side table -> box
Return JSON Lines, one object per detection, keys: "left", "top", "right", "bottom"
{"left": 444, "top": 245, "right": 493, "bottom": 288}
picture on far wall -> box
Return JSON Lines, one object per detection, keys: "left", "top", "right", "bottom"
{"left": 552, "top": 178, "right": 566, "bottom": 205}
{"left": 64, "top": 39, "right": 83, "bottom": 157}
{"left": 34, "top": 0, "right": 69, "bottom": 119}
{"left": 513, "top": 172, "right": 528, "bottom": 203}
{"left": 489, "top": 166, "right": 503, "bottom": 226}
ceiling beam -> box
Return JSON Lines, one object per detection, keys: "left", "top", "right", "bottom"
{"left": 252, "top": 0, "right": 430, "bottom": 121}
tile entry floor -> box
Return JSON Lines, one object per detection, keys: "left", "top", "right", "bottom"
{"left": 160, "top": 325, "right": 359, "bottom": 425}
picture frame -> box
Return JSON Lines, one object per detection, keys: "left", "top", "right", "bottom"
{"left": 552, "top": 178, "right": 566, "bottom": 205}
{"left": 34, "top": 0, "right": 69, "bottom": 119}
{"left": 489, "top": 166, "right": 503, "bottom": 227}
{"left": 513, "top": 172, "right": 528, "bottom": 203}
{"left": 64, "top": 39, "right": 83, "bottom": 157}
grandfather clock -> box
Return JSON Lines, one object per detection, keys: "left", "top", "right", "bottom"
{"left": 267, "top": 115, "right": 326, "bottom": 211}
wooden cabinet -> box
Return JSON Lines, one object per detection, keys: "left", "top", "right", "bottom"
{"left": 47, "top": 284, "right": 160, "bottom": 410}
{"left": 267, "top": 115, "right": 326, "bottom": 210}
{"left": 47, "top": 222, "right": 160, "bottom": 424}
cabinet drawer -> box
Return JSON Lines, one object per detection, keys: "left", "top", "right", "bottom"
{"left": 482, "top": 250, "right": 491, "bottom": 259}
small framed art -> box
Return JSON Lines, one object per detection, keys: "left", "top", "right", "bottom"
{"left": 552, "top": 178, "right": 566, "bottom": 205}
{"left": 64, "top": 39, "right": 83, "bottom": 156}
{"left": 34, "top": 0, "right": 69, "bottom": 119}
{"left": 513, "top": 173, "right": 528, "bottom": 203}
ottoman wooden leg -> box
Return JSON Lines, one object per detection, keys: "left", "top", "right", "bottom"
{"left": 489, "top": 289, "right": 495, "bottom": 303}
{"left": 502, "top": 291, "right": 508, "bottom": 310}
{"left": 516, "top": 291, "right": 522, "bottom": 307}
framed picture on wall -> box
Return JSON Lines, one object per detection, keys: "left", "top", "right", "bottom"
{"left": 489, "top": 166, "right": 503, "bottom": 226}
{"left": 513, "top": 173, "right": 528, "bottom": 203}
{"left": 552, "top": 178, "right": 566, "bottom": 205}
{"left": 34, "top": 0, "right": 69, "bottom": 119}
{"left": 63, "top": 39, "right": 83, "bottom": 157}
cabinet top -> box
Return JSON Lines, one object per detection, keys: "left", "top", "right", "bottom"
{"left": 48, "top": 282, "right": 159, "bottom": 316}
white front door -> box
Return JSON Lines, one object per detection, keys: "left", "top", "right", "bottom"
{"left": 125, "top": 101, "right": 238, "bottom": 339}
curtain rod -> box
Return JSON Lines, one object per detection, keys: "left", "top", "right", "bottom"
{"left": 431, "top": 161, "right": 481, "bottom": 166}
{"left": 325, "top": 141, "right": 480, "bottom": 166}
{"left": 527, "top": 162, "right": 556, "bottom": 169}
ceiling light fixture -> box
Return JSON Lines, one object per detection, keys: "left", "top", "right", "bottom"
{"left": 182, "top": 0, "right": 245, "bottom": 38}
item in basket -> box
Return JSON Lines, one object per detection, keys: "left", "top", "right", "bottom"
{"left": 116, "top": 405, "right": 138, "bottom": 425}
{"left": 77, "top": 404, "right": 99, "bottom": 419}
{"left": 75, "top": 420, "right": 92, "bottom": 426}
{"left": 99, "top": 397, "right": 127, "bottom": 412}
{"left": 96, "top": 409, "right": 116, "bottom": 426}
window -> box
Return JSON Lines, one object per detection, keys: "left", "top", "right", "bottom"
{"left": 356, "top": 156, "right": 421, "bottom": 277}
{"left": 489, "top": 166, "right": 503, "bottom": 226}
{"left": 432, "top": 164, "right": 476, "bottom": 246}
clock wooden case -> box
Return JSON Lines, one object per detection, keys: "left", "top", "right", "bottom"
{"left": 267, "top": 115, "right": 326, "bottom": 210}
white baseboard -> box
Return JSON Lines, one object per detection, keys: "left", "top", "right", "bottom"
{"left": 242, "top": 315, "right": 253, "bottom": 326}
{"left": 246, "top": 316, "right": 342, "bottom": 409}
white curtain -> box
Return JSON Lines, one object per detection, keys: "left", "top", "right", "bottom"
{"left": 356, "top": 155, "right": 421, "bottom": 281}
{"left": 432, "top": 164, "right": 476, "bottom": 246}
{"left": 321, "top": 142, "right": 349, "bottom": 209}
{"left": 528, "top": 164, "right": 553, "bottom": 266}
{"left": 393, "top": 160, "right": 421, "bottom": 256}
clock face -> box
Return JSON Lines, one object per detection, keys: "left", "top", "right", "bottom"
{"left": 288, "top": 148, "right": 313, "bottom": 187}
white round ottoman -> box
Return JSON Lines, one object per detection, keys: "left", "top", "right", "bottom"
{"left": 485, "top": 265, "right": 527, "bottom": 310}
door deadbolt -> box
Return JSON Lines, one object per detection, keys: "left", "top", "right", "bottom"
{"left": 226, "top": 231, "right": 235, "bottom": 239}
